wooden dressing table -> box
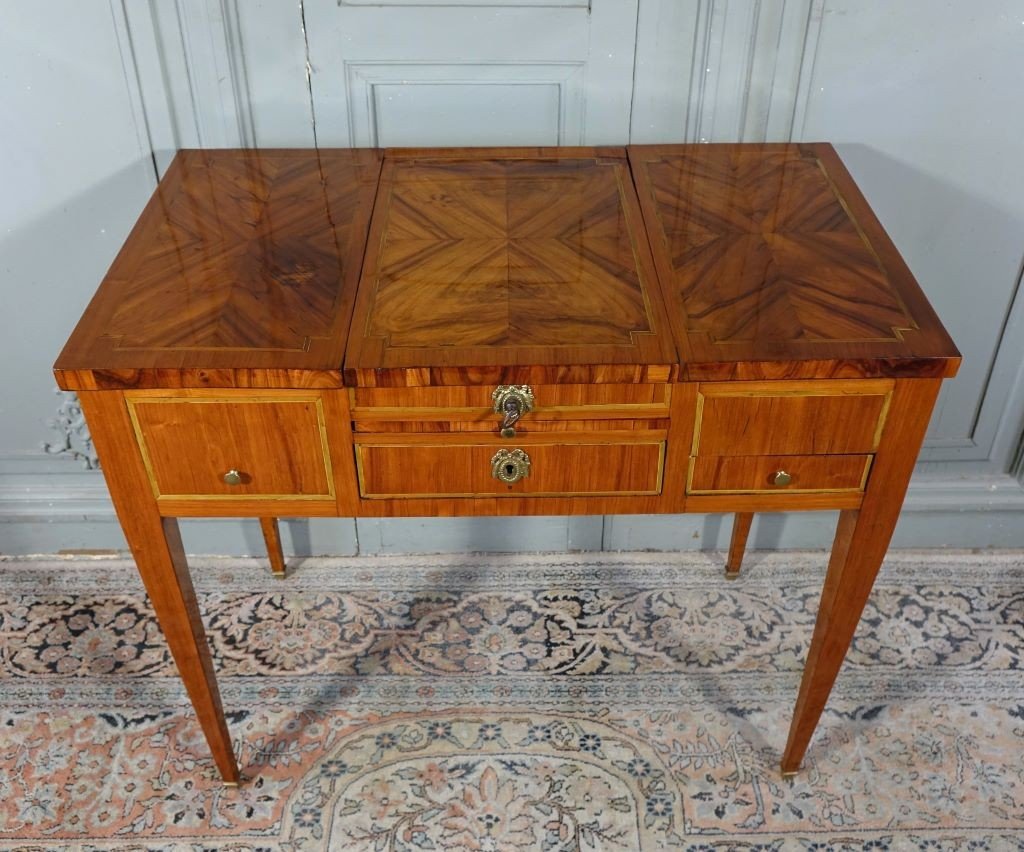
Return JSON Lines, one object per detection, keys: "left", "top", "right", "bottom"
{"left": 54, "top": 144, "right": 960, "bottom": 784}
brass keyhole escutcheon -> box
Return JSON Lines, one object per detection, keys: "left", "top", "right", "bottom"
{"left": 492, "top": 385, "right": 534, "bottom": 438}
{"left": 491, "top": 448, "right": 531, "bottom": 484}
{"left": 771, "top": 470, "right": 793, "bottom": 487}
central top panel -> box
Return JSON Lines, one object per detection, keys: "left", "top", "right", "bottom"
{"left": 344, "top": 147, "right": 676, "bottom": 386}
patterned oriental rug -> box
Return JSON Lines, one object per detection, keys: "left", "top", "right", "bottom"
{"left": 1, "top": 551, "right": 1023, "bottom": 851}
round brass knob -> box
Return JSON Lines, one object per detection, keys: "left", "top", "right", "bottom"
{"left": 223, "top": 469, "right": 243, "bottom": 486}
{"left": 490, "top": 448, "right": 531, "bottom": 484}
{"left": 771, "top": 470, "right": 792, "bottom": 487}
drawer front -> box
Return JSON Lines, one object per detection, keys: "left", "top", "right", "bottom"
{"left": 356, "top": 441, "right": 664, "bottom": 498}
{"left": 694, "top": 380, "right": 892, "bottom": 457}
{"left": 688, "top": 454, "right": 871, "bottom": 495}
{"left": 127, "top": 395, "right": 333, "bottom": 500}
{"left": 351, "top": 384, "right": 670, "bottom": 432}
{"left": 354, "top": 418, "right": 671, "bottom": 434}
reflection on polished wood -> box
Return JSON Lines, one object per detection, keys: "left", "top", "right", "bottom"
{"left": 630, "top": 144, "right": 960, "bottom": 380}
{"left": 345, "top": 147, "right": 677, "bottom": 387}
{"left": 54, "top": 149, "right": 382, "bottom": 390}
{"left": 55, "top": 145, "right": 961, "bottom": 784}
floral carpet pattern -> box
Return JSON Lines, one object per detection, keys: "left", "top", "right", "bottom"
{"left": 1, "top": 550, "right": 1023, "bottom": 850}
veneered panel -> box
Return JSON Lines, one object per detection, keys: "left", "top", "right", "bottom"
{"left": 127, "top": 395, "right": 332, "bottom": 499}
{"left": 356, "top": 440, "right": 664, "bottom": 497}
{"left": 55, "top": 149, "right": 382, "bottom": 389}
{"left": 345, "top": 147, "right": 677, "bottom": 386}
{"left": 694, "top": 381, "right": 892, "bottom": 457}
{"left": 629, "top": 143, "right": 961, "bottom": 380}
{"left": 688, "top": 454, "right": 871, "bottom": 494}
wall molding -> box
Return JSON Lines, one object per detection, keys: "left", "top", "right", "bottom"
{"left": 343, "top": 61, "right": 585, "bottom": 148}
{"left": 4, "top": 471, "right": 1022, "bottom": 555}
{"left": 121, "top": 0, "right": 254, "bottom": 156}
{"left": 683, "top": 0, "right": 824, "bottom": 144}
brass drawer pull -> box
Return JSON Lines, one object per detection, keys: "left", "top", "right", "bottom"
{"left": 223, "top": 469, "right": 244, "bottom": 486}
{"left": 491, "top": 448, "right": 531, "bottom": 484}
{"left": 771, "top": 470, "right": 793, "bottom": 487}
{"left": 492, "top": 385, "right": 534, "bottom": 438}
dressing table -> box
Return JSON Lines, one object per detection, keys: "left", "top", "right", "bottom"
{"left": 54, "top": 144, "right": 960, "bottom": 784}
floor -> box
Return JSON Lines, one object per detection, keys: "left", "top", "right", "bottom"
{"left": 1, "top": 549, "right": 1023, "bottom": 850}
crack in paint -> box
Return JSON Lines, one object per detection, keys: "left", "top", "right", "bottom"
{"left": 298, "top": 0, "right": 320, "bottom": 149}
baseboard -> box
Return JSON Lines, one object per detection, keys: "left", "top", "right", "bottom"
{"left": 2, "top": 471, "right": 1022, "bottom": 556}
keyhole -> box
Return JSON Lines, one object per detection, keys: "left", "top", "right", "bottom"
{"left": 505, "top": 463, "right": 515, "bottom": 478}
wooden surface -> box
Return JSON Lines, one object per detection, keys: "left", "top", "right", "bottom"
{"left": 54, "top": 149, "right": 382, "bottom": 391}
{"left": 259, "top": 517, "right": 287, "bottom": 578}
{"left": 694, "top": 381, "right": 891, "bottom": 457}
{"left": 78, "top": 392, "right": 240, "bottom": 783}
{"left": 726, "top": 512, "right": 753, "bottom": 578}
{"left": 781, "top": 378, "right": 943, "bottom": 773}
{"left": 344, "top": 147, "right": 677, "bottom": 386}
{"left": 688, "top": 454, "right": 870, "bottom": 494}
{"left": 126, "top": 393, "right": 333, "bottom": 500}
{"left": 356, "top": 440, "right": 665, "bottom": 498}
{"left": 630, "top": 143, "right": 961, "bottom": 381}
{"left": 55, "top": 145, "right": 961, "bottom": 782}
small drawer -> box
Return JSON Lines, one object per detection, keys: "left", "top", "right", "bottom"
{"left": 356, "top": 440, "right": 664, "bottom": 498}
{"left": 688, "top": 454, "right": 871, "bottom": 494}
{"left": 350, "top": 383, "right": 670, "bottom": 431}
{"left": 127, "top": 394, "right": 333, "bottom": 500}
{"left": 694, "top": 380, "right": 892, "bottom": 457}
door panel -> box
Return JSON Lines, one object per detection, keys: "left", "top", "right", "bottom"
{"left": 303, "top": 0, "right": 638, "bottom": 146}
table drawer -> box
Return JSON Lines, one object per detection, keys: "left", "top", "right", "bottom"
{"left": 351, "top": 383, "right": 670, "bottom": 435}
{"left": 127, "top": 394, "right": 333, "bottom": 500}
{"left": 356, "top": 440, "right": 664, "bottom": 498}
{"left": 694, "top": 380, "right": 892, "bottom": 456}
{"left": 688, "top": 454, "right": 871, "bottom": 495}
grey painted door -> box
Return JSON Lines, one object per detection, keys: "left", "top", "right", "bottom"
{"left": 301, "top": 0, "right": 640, "bottom": 147}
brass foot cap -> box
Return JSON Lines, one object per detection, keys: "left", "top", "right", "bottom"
{"left": 273, "top": 571, "right": 287, "bottom": 579}
{"left": 724, "top": 570, "right": 740, "bottom": 580}
{"left": 780, "top": 769, "right": 799, "bottom": 779}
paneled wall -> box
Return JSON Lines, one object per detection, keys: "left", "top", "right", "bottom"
{"left": 2, "top": 0, "right": 1022, "bottom": 555}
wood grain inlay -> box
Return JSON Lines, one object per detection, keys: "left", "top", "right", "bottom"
{"left": 344, "top": 149, "right": 678, "bottom": 384}
{"left": 55, "top": 149, "right": 382, "bottom": 387}
{"left": 630, "top": 143, "right": 961, "bottom": 380}
{"left": 646, "top": 148, "right": 911, "bottom": 343}
{"left": 369, "top": 158, "right": 652, "bottom": 347}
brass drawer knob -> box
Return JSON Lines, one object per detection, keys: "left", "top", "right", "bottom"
{"left": 223, "top": 469, "right": 244, "bottom": 486}
{"left": 771, "top": 470, "right": 793, "bottom": 487}
{"left": 491, "top": 448, "right": 531, "bottom": 484}
{"left": 492, "top": 385, "right": 534, "bottom": 438}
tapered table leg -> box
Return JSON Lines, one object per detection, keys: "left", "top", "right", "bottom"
{"left": 781, "top": 378, "right": 941, "bottom": 775}
{"left": 259, "top": 517, "right": 287, "bottom": 578}
{"left": 725, "top": 512, "right": 753, "bottom": 579}
{"left": 80, "top": 392, "right": 241, "bottom": 784}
